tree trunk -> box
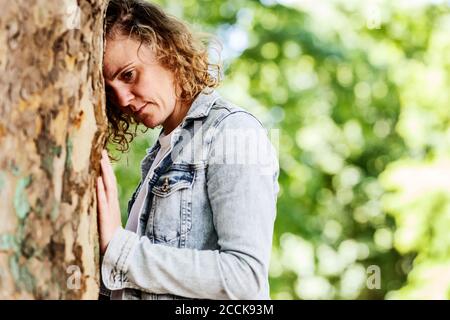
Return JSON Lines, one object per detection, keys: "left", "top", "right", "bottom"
{"left": 0, "top": 0, "right": 107, "bottom": 299}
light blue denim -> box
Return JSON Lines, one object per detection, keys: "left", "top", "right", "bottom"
{"left": 100, "top": 89, "right": 279, "bottom": 300}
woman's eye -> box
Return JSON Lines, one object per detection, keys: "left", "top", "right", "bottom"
{"left": 121, "top": 70, "right": 135, "bottom": 82}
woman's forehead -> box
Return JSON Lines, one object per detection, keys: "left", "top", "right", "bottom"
{"left": 105, "top": 38, "right": 139, "bottom": 63}
{"left": 103, "top": 38, "right": 153, "bottom": 79}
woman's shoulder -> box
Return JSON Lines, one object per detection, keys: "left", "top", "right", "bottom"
{"left": 207, "top": 95, "right": 265, "bottom": 131}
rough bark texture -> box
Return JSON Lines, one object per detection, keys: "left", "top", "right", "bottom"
{"left": 0, "top": 0, "right": 107, "bottom": 299}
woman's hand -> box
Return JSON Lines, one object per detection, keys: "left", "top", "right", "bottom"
{"left": 96, "top": 149, "right": 122, "bottom": 255}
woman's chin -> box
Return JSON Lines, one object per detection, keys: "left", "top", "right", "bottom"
{"left": 140, "top": 115, "right": 160, "bottom": 129}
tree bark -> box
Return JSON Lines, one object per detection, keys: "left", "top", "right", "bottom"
{"left": 0, "top": 0, "right": 107, "bottom": 299}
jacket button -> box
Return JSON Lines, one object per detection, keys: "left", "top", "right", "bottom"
{"left": 162, "top": 177, "right": 170, "bottom": 192}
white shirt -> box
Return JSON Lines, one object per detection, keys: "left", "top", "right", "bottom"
{"left": 125, "top": 129, "right": 175, "bottom": 233}
{"left": 111, "top": 129, "right": 175, "bottom": 300}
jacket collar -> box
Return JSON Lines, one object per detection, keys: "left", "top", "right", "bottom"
{"left": 182, "top": 89, "right": 220, "bottom": 123}
{"left": 143, "top": 89, "right": 220, "bottom": 158}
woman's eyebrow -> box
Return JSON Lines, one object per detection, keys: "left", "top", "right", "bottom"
{"left": 106, "top": 62, "right": 133, "bottom": 81}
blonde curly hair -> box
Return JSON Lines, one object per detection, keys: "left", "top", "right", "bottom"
{"left": 104, "top": 0, "right": 221, "bottom": 152}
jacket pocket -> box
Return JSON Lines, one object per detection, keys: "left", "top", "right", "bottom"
{"left": 147, "top": 166, "right": 195, "bottom": 245}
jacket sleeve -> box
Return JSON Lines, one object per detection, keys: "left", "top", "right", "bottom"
{"left": 101, "top": 111, "right": 279, "bottom": 299}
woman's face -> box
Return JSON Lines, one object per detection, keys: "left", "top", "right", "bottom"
{"left": 103, "top": 36, "right": 183, "bottom": 132}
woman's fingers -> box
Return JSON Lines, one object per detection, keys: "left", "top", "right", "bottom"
{"left": 96, "top": 151, "right": 123, "bottom": 254}
{"left": 96, "top": 176, "right": 113, "bottom": 254}
{"left": 100, "top": 150, "right": 118, "bottom": 200}
{"left": 96, "top": 176, "right": 108, "bottom": 217}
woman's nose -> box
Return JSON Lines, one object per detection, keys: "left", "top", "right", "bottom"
{"left": 115, "top": 87, "right": 135, "bottom": 109}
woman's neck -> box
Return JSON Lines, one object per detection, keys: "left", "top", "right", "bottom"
{"left": 162, "top": 99, "right": 191, "bottom": 134}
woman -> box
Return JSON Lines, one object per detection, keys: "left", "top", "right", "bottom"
{"left": 97, "top": 0, "right": 279, "bottom": 300}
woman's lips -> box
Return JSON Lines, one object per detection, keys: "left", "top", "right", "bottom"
{"left": 136, "top": 103, "right": 148, "bottom": 116}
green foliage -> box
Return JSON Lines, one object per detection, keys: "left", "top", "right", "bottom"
{"left": 110, "top": 0, "right": 450, "bottom": 299}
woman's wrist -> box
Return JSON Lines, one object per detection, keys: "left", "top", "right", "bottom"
{"left": 101, "top": 225, "right": 122, "bottom": 255}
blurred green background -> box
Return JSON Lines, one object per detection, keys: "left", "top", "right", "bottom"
{"left": 109, "top": 0, "right": 450, "bottom": 299}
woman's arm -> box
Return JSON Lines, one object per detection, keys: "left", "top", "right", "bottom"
{"left": 100, "top": 112, "right": 279, "bottom": 299}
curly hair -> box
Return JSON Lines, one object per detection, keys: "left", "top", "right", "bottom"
{"left": 104, "top": 0, "right": 222, "bottom": 153}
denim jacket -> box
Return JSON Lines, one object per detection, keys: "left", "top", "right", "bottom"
{"left": 100, "top": 90, "right": 279, "bottom": 300}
